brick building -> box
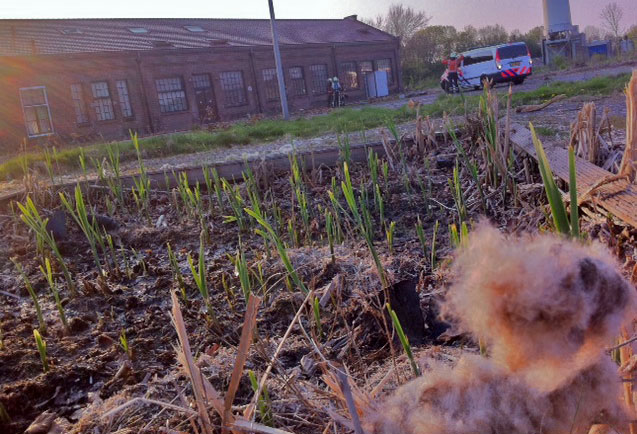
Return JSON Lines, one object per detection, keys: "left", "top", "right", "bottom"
{"left": 0, "top": 17, "right": 401, "bottom": 146}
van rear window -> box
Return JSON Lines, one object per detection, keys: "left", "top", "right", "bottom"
{"left": 463, "top": 54, "right": 494, "bottom": 66}
{"left": 497, "top": 44, "right": 528, "bottom": 59}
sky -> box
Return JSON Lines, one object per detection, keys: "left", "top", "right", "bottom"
{"left": 1, "top": 0, "right": 636, "bottom": 33}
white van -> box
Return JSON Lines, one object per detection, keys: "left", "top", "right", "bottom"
{"left": 441, "top": 42, "right": 533, "bottom": 92}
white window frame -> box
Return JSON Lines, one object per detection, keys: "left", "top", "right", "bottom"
{"left": 115, "top": 80, "right": 134, "bottom": 119}
{"left": 19, "top": 86, "right": 54, "bottom": 138}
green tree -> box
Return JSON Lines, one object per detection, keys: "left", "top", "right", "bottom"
{"left": 404, "top": 25, "right": 457, "bottom": 64}
{"left": 477, "top": 24, "right": 509, "bottom": 46}
{"left": 456, "top": 25, "right": 479, "bottom": 51}
{"left": 521, "top": 26, "right": 544, "bottom": 58}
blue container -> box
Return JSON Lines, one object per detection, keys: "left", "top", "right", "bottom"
{"left": 588, "top": 41, "right": 609, "bottom": 57}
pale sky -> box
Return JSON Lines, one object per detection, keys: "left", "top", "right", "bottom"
{"left": 1, "top": 0, "right": 636, "bottom": 33}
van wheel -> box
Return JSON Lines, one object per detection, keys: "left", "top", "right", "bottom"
{"left": 480, "top": 75, "right": 493, "bottom": 89}
{"left": 513, "top": 77, "right": 525, "bottom": 85}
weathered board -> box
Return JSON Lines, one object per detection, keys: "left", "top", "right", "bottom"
{"left": 510, "top": 122, "right": 637, "bottom": 228}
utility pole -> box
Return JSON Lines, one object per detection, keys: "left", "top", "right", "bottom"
{"left": 268, "top": 0, "right": 289, "bottom": 120}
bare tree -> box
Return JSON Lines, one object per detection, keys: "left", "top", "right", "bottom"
{"left": 584, "top": 25, "right": 602, "bottom": 42}
{"left": 364, "top": 4, "right": 430, "bottom": 45}
{"left": 600, "top": 2, "right": 624, "bottom": 38}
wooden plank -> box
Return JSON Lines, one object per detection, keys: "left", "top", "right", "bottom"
{"left": 510, "top": 122, "right": 637, "bottom": 228}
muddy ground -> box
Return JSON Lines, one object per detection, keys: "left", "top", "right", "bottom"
{"left": 1, "top": 112, "right": 636, "bottom": 433}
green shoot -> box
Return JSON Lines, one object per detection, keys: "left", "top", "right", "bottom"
{"left": 33, "top": 329, "right": 49, "bottom": 372}
{"left": 131, "top": 132, "right": 151, "bottom": 223}
{"left": 119, "top": 328, "right": 133, "bottom": 359}
{"left": 78, "top": 147, "right": 88, "bottom": 180}
{"left": 222, "top": 178, "right": 247, "bottom": 231}
{"left": 450, "top": 222, "right": 469, "bottom": 249}
{"left": 313, "top": 297, "right": 323, "bottom": 340}
{"left": 431, "top": 220, "right": 439, "bottom": 270}
{"left": 12, "top": 259, "right": 46, "bottom": 332}
{"left": 341, "top": 162, "right": 387, "bottom": 287}
{"left": 248, "top": 370, "right": 273, "bottom": 426}
{"left": 449, "top": 124, "right": 487, "bottom": 213}
{"left": 290, "top": 154, "right": 311, "bottom": 243}
{"left": 415, "top": 216, "right": 427, "bottom": 257}
{"left": 234, "top": 249, "right": 252, "bottom": 302}
{"left": 449, "top": 160, "right": 467, "bottom": 225}
{"left": 60, "top": 185, "right": 104, "bottom": 273}
{"left": 325, "top": 209, "right": 336, "bottom": 265}
{"left": 43, "top": 146, "right": 55, "bottom": 186}
{"left": 187, "top": 231, "right": 209, "bottom": 301}
{"left": 386, "top": 221, "right": 396, "bottom": 255}
{"left": 167, "top": 243, "right": 187, "bottom": 301}
{"left": 17, "top": 196, "right": 76, "bottom": 295}
{"left": 210, "top": 167, "right": 224, "bottom": 211}
{"left": 338, "top": 134, "right": 351, "bottom": 166}
{"left": 387, "top": 304, "right": 420, "bottom": 377}
{"left": 106, "top": 144, "right": 124, "bottom": 204}
{"left": 40, "top": 257, "right": 68, "bottom": 330}
{"left": 530, "top": 123, "right": 579, "bottom": 238}
{"left": 245, "top": 206, "right": 309, "bottom": 294}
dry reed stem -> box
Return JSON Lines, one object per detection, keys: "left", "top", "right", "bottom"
{"left": 336, "top": 371, "right": 365, "bottom": 434}
{"left": 620, "top": 327, "right": 637, "bottom": 434}
{"left": 102, "top": 397, "right": 198, "bottom": 420}
{"left": 503, "top": 83, "right": 513, "bottom": 168}
{"left": 516, "top": 94, "right": 567, "bottom": 113}
{"left": 571, "top": 103, "right": 600, "bottom": 164}
{"left": 620, "top": 70, "right": 637, "bottom": 181}
{"left": 380, "top": 130, "right": 397, "bottom": 171}
{"left": 322, "top": 368, "right": 374, "bottom": 420}
{"left": 223, "top": 293, "right": 261, "bottom": 431}
{"left": 577, "top": 73, "right": 637, "bottom": 204}
{"left": 171, "top": 291, "right": 219, "bottom": 433}
{"left": 232, "top": 419, "right": 294, "bottom": 434}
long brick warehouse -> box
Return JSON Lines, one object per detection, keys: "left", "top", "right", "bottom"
{"left": 0, "top": 17, "right": 401, "bottom": 146}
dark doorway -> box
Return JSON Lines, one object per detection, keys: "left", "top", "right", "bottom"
{"left": 192, "top": 74, "right": 216, "bottom": 124}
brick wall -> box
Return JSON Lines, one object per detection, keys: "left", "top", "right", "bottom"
{"left": 0, "top": 40, "right": 401, "bottom": 149}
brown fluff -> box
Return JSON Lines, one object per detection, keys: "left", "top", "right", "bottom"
{"left": 441, "top": 224, "right": 635, "bottom": 391}
{"left": 365, "top": 355, "right": 627, "bottom": 434}
{"left": 366, "top": 224, "right": 636, "bottom": 433}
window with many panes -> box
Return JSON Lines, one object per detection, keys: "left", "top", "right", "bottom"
{"left": 155, "top": 77, "right": 188, "bottom": 113}
{"left": 19, "top": 86, "right": 53, "bottom": 137}
{"left": 262, "top": 68, "right": 279, "bottom": 101}
{"left": 70, "top": 84, "right": 89, "bottom": 125}
{"left": 116, "top": 80, "right": 134, "bottom": 118}
{"left": 192, "top": 73, "right": 212, "bottom": 90}
{"left": 375, "top": 59, "right": 393, "bottom": 85}
{"left": 288, "top": 67, "right": 306, "bottom": 97}
{"left": 91, "top": 82, "right": 115, "bottom": 121}
{"left": 339, "top": 62, "right": 358, "bottom": 89}
{"left": 309, "top": 64, "right": 328, "bottom": 95}
{"left": 219, "top": 71, "right": 247, "bottom": 107}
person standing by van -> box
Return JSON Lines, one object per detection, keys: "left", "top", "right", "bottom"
{"left": 443, "top": 52, "right": 464, "bottom": 92}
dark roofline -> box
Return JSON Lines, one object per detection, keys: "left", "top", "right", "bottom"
{"left": 0, "top": 17, "right": 366, "bottom": 22}
{"left": 0, "top": 17, "right": 398, "bottom": 57}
